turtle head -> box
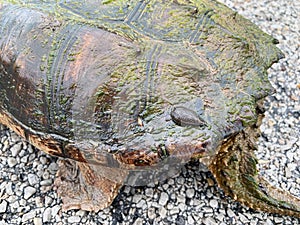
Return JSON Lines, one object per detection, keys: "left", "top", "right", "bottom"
{"left": 113, "top": 104, "right": 213, "bottom": 169}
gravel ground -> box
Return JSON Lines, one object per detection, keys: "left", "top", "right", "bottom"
{"left": 0, "top": 0, "right": 299, "bottom": 224}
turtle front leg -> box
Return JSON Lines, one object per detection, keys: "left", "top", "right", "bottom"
{"left": 54, "top": 159, "right": 126, "bottom": 212}
{"left": 209, "top": 126, "right": 300, "bottom": 218}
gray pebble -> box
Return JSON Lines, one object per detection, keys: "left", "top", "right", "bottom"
{"left": 28, "top": 174, "right": 39, "bottom": 186}
{"left": 177, "top": 177, "right": 185, "bottom": 185}
{"left": 21, "top": 155, "right": 28, "bottom": 163}
{"left": 48, "top": 162, "right": 59, "bottom": 174}
{"left": 122, "top": 186, "right": 131, "bottom": 194}
{"left": 39, "top": 156, "right": 48, "bottom": 164}
{"left": 132, "top": 194, "right": 142, "bottom": 203}
{"left": 10, "top": 133, "right": 21, "bottom": 144}
{"left": 136, "top": 199, "right": 147, "bottom": 209}
{"left": 42, "top": 171, "right": 50, "bottom": 180}
{"left": 186, "top": 188, "right": 195, "bottom": 198}
{"left": 145, "top": 188, "right": 153, "bottom": 197}
{"left": 28, "top": 153, "right": 36, "bottom": 162}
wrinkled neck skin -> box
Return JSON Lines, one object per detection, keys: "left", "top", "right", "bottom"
{"left": 210, "top": 114, "right": 300, "bottom": 218}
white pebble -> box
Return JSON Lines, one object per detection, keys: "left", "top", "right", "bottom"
{"left": 186, "top": 189, "right": 195, "bottom": 198}
{"left": 42, "top": 207, "right": 52, "bottom": 223}
{"left": 67, "top": 216, "right": 81, "bottom": 224}
{"left": 24, "top": 186, "right": 36, "bottom": 199}
{"left": 51, "top": 205, "right": 61, "bottom": 217}
{"left": 7, "top": 157, "right": 17, "bottom": 167}
{"left": 10, "top": 142, "right": 22, "bottom": 157}
{"left": 133, "top": 218, "right": 143, "bottom": 225}
{"left": 187, "top": 215, "right": 195, "bottom": 224}
{"left": 158, "top": 207, "right": 167, "bottom": 218}
{"left": 0, "top": 200, "right": 8, "bottom": 213}
{"left": 227, "top": 208, "right": 235, "bottom": 217}
{"left": 147, "top": 207, "right": 156, "bottom": 220}
{"left": 209, "top": 199, "right": 219, "bottom": 208}
{"left": 158, "top": 192, "right": 169, "bottom": 206}
{"left": 132, "top": 194, "right": 142, "bottom": 203}
{"left": 203, "top": 217, "right": 217, "bottom": 225}
{"left": 22, "top": 210, "right": 36, "bottom": 222}
{"left": 33, "top": 217, "right": 43, "bottom": 225}
{"left": 5, "top": 182, "right": 14, "bottom": 195}
{"left": 40, "top": 179, "right": 52, "bottom": 186}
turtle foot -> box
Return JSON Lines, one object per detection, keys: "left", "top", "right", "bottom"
{"left": 54, "top": 159, "right": 124, "bottom": 212}
{"left": 210, "top": 126, "right": 300, "bottom": 218}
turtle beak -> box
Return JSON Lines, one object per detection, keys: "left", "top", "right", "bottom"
{"left": 165, "top": 139, "right": 211, "bottom": 161}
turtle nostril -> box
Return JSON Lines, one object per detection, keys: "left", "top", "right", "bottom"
{"left": 170, "top": 106, "right": 206, "bottom": 127}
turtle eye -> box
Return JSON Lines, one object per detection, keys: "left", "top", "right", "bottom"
{"left": 170, "top": 106, "right": 205, "bottom": 127}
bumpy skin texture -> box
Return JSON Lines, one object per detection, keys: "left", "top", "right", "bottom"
{"left": 0, "top": 0, "right": 299, "bottom": 217}
{"left": 210, "top": 116, "right": 300, "bottom": 218}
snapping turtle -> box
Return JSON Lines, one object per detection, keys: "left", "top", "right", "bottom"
{"left": 0, "top": 0, "right": 300, "bottom": 217}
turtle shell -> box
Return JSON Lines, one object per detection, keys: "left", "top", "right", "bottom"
{"left": 0, "top": 0, "right": 283, "bottom": 186}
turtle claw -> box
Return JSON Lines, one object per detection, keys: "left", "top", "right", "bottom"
{"left": 210, "top": 126, "right": 300, "bottom": 218}
{"left": 54, "top": 159, "right": 125, "bottom": 212}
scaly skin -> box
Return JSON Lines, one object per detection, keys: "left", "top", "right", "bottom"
{"left": 210, "top": 116, "right": 300, "bottom": 218}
